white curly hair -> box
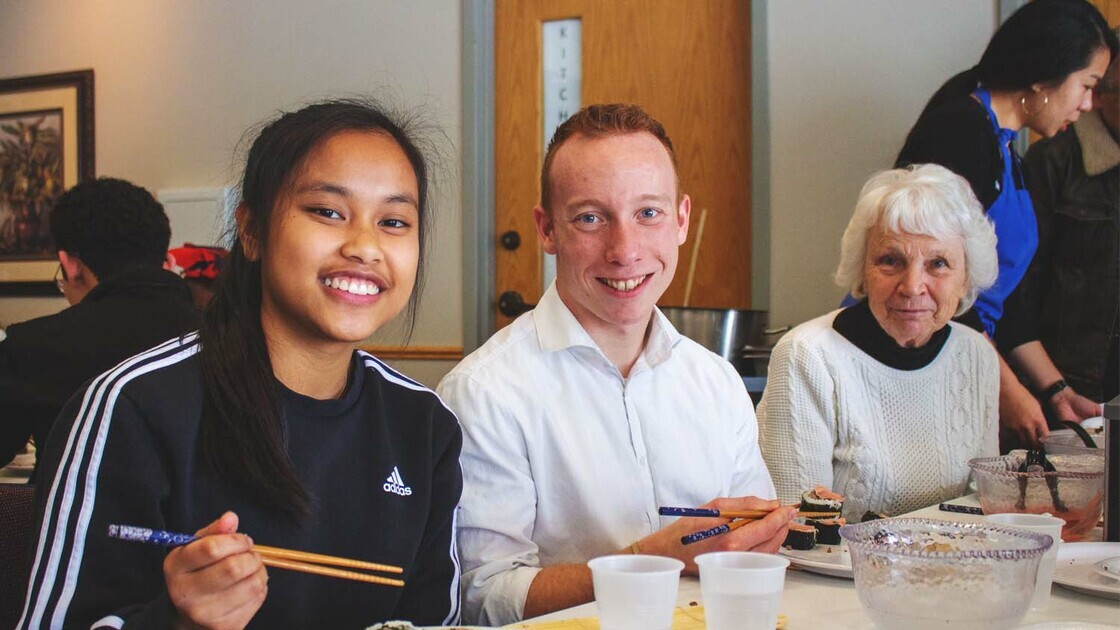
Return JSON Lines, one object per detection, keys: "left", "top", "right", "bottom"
{"left": 834, "top": 164, "right": 999, "bottom": 316}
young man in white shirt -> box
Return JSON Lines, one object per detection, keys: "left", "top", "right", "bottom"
{"left": 438, "top": 104, "right": 795, "bottom": 625}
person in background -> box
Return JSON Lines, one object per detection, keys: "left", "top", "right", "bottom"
{"left": 438, "top": 104, "right": 792, "bottom": 626}
{"left": 1000, "top": 33, "right": 1120, "bottom": 409}
{"left": 0, "top": 178, "right": 199, "bottom": 473}
{"left": 20, "top": 100, "right": 462, "bottom": 629}
{"left": 169, "top": 243, "right": 229, "bottom": 309}
{"left": 760, "top": 165, "right": 1000, "bottom": 520}
{"left": 895, "top": 0, "right": 1117, "bottom": 448}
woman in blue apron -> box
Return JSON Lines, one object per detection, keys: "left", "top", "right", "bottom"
{"left": 894, "top": 0, "right": 1116, "bottom": 448}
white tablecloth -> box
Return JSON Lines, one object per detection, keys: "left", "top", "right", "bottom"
{"left": 0, "top": 467, "right": 31, "bottom": 484}
{"left": 521, "top": 497, "right": 1119, "bottom": 628}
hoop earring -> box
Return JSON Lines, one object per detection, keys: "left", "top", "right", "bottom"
{"left": 1020, "top": 92, "right": 1049, "bottom": 116}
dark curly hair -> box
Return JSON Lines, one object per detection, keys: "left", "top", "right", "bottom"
{"left": 49, "top": 177, "right": 171, "bottom": 279}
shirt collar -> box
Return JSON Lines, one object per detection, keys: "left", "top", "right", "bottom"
{"left": 533, "top": 281, "right": 683, "bottom": 370}
{"left": 1074, "top": 110, "right": 1120, "bottom": 177}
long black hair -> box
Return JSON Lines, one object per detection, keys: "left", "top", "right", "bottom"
{"left": 199, "top": 99, "right": 432, "bottom": 518}
{"left": 914, "top": 0, "right": 1117, "bottom": 127}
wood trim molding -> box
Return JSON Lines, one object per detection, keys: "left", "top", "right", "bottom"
{"left": 358, "top": 345, "right": 464, "bottom": 361}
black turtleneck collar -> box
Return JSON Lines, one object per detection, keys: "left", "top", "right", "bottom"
{"left": 833, "top": 299, "right": 951, "bottom": 371}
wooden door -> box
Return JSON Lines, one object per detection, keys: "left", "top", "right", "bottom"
{"left": 493, "top": 0, "right": 752, "bottom": 328}
{"left": 1090, "top": 0, "right": 1120, "bottom": 27}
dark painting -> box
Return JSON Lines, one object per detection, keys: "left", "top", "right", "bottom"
{"left": 0, "top": 108, "right": 64, "bottom": 259}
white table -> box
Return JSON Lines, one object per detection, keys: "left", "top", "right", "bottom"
{"left": 2, "top": 448, "right": 35, "bottom": 484}
{"left": 0, "top": 466, "right": 31, "bottom": 484}
{"left": 523, "top": 497, "right": 1119, "bottom": 628}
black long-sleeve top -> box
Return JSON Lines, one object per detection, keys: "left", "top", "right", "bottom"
{"left": 19, "top": 334, "right": 462, "bottom": 629}
{"left": 0, "top": 267, "right": 199, "bottom": 470}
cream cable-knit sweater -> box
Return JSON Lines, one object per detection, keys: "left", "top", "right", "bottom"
{"left": 758, "top": 310, "right": 999, "bottom": 520}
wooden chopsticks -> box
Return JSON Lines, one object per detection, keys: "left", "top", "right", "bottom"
{"left": 108, "top": 524, "right": 404, "bottom": 587}
{"left": 253, "top": 545, "right": 404, "bottom": 587}
{"left": 659, "top": 505, "right": 842, "bottom": 545}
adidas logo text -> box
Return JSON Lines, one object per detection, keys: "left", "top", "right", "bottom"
{"left": 383, "top": 466, "right": 412, "bottom": 496}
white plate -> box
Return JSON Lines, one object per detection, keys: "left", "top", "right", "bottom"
{"left": 1021, "top": 618, "right": 1120, "bottom": 623}
{"left": 1052, "top": 542, "right": 1120, "bottom": 599}
{"left": 780, "top": 543, "right": 852, "bottom": 579}
{"left": 1080, "top": 416, "right": 1104, "bottom": 431}
{"left": 1092, "top": 556, "right": 1120, "bottom": 580}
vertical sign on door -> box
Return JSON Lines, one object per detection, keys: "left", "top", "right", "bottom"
{"left": 541, "top": 18, "right": 581, "bottom": 289}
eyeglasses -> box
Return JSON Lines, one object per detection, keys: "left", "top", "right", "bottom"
{"left": 54, "top": 264, "right": 66, "bottom": 294}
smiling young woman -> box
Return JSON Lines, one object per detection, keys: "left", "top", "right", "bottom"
{"left": 20, "top": 100, "right": 463, "bottom": 630}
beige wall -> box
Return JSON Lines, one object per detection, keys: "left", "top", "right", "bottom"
{"left": 764, "top": 0, "right": 996, "bottom": 329}
{"left": 0, "top": 0, "right": 462, "bottom": 385}
{"left": 0, "top": 1, "right": 1000, "bottom": 386}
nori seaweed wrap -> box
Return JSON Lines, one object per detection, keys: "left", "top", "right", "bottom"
{"left": 807, "top": 517, "right": 845, "bottom": 545}
{"left": 783, "top": 518, "right": 817, "bottom": 550}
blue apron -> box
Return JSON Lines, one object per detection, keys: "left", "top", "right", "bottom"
{"left": 971, "top": 87, "right": 1038, "bottom": 337}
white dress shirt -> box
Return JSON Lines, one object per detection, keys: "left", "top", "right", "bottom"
{"left": 437, "top": 283, "right": 775, "bottom": 625}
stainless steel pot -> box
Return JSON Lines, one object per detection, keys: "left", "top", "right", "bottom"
{"left": 660, "top": 307, "right": 788, "bottom": 375}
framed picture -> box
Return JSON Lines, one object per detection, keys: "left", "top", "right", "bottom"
{"left": 0, "top": 69, "right": 94, "bottom": 296}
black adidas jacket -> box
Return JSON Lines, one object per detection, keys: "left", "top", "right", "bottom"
{"left": 19, "top": 335, "right": 462, "bottom": 629}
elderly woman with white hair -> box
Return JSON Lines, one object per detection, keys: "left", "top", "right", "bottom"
{"left": 758, "top": 164, "right": 1000, "bottom": 519}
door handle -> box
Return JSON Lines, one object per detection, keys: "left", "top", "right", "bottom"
{"left": 499, "top": 291, "right": 536, "bottom": 317}
{"left": 500, "top": 230, "right": 522, "bottom": 251}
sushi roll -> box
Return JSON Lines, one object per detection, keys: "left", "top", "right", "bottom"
{"left": 861, "top": 510, "right": 887, "bottom": 523}
{"left": 783, "top": 518, "right": 817, "bottom": 550}
{"left": 800, "top": 486, "right": 844, "bottom": 514}
{"left": 807, "top": 517, "right": 846, "bottom": 545}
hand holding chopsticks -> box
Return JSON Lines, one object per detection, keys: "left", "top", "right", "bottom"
{"left": 109, "top": 523, "right": 405, "bottom": 587}
{"left": 660, "top": 504, "right": 838, "bottom": 545}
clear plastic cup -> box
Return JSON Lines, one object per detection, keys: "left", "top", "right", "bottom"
{"left": 696, "top": 551, "right": 789, "bottom": 630}
{"left": 587, "top": 555, "right": 684, "bottom": 630}
{"left": 985, "top": 513, "right": 1063, "bottom": 609}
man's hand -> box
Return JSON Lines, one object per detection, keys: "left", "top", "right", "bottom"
{"left": 165, "top": 511, "right": 268, "bottom": 630}
{"left": 523, "top": 496, "right": 795, "bottom": 619}
{"left": 634, "top": 497, "right": 796, "bottom": 575}
{"left": 1048, "top": 387, "right": 1100, "bottom": 424}
{"left": 1000, "top": 379, "right": 1048, "bottom": 449}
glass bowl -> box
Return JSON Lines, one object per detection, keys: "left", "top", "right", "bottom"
{"left": 968, "top": 452, "right": 1105, "bottom": 541}
{"left": 1041, "top": 429, "right": 1105, "bottom": 455}
{"left": 839, "top": 518, "right": 1051, "bottom": 630}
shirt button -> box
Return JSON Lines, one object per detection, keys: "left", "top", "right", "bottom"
{"left": 638, "top": 457, "right": 647, "bottom": 465}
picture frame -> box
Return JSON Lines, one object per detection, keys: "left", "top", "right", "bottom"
{"left": 0, "top": 69, "right": 94, "bottom": 296}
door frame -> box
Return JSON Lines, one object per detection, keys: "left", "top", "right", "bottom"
{"left": 458, "top": 0, "right": 773, "bottom": 353}
{"left": 461, "top": 0, "right": 496, "bottom": 353}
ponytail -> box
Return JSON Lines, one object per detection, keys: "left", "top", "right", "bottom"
{"left": 199, "top": 246, "right": 310, "bottom": 519}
